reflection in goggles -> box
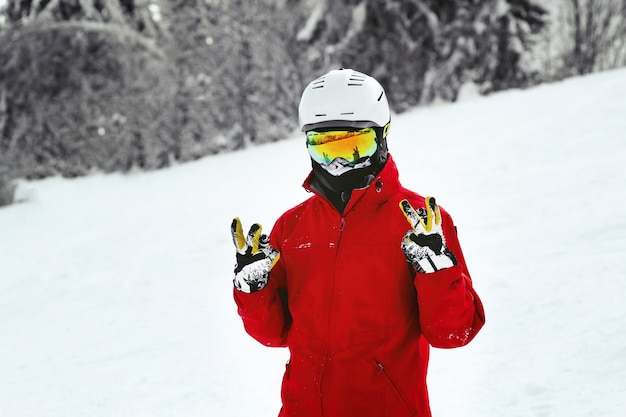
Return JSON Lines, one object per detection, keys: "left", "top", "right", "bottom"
{"left": 306, "top": 128, "right": 377, "bottom": 165}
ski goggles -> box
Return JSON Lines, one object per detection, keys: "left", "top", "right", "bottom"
{"left": 306, "top": 127, "right": 378, "bottom": 165}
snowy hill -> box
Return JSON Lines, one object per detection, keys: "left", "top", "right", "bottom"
{"left": 1, "top": 68, "right": 626, "bottom": 417}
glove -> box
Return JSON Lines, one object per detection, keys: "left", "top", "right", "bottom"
{"left": 399, "top": 197, "right": 458, "bottom": 273}
{"left": 231, "top": 217, "right": 280, "bottom": 293}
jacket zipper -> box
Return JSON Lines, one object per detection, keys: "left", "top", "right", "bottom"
{"left": 319, "top": 215, "right": 346, "bottom": 416}
{"left": 375, "top": 359, "right": 417, "bottom": 416}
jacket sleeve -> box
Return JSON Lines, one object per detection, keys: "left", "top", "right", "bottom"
{"left": 233, "top": 222, "right": 291, "bottom": 347}
{"left": 414, "top": 211, "right": 485, "bottom": 348}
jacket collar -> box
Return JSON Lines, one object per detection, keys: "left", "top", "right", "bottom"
{"left": 303, "top": 153, "right": 401, "bottom": 214}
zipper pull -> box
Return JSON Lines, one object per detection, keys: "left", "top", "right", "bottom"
{"left": 339, "top": 217, "right": 346, "bottom": 232}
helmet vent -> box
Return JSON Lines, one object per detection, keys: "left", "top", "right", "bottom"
{"left": 348, "top": 73, "right": 367, "bottom": 86}
{"left": 311, "top": 76, "right": 326, "bottom": 89}
{"left": 340, "top": 112, "right": 354, "bottom": 115}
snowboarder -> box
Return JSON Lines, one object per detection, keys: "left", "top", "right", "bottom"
{"left": 231, "top": 68, "right": 485, "bottom": 417}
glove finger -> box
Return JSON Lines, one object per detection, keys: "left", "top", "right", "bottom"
{"left": 424, "top": 196, "right": 442, "bottom": 231}
{"left": 399, "top": 199, "right": 425, "bottom": 231}
{"left": 266, "top": 248, "right": 280, "bottom": 269}
{"left": 246, "top": 223, "right": 263, "bottom": 254}
{"left": 231, "top": 217, "right": 247, "bottom": 253}
{"left": 258, "top": 233, "right": 270, "bottom": 249}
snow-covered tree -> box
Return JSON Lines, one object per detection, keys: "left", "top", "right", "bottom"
{"left": 566, "top": 0, "right": 626, "bottom": 74}
{"left": 292, "top": 0, "right": 547, "bottom": 106}
{"left": 1, "top": 0, "right": 160, "bottom": 36}
{"left": 0, "top": 0, "right": 176, "bottom": 178}
{"left": 164, "top": 0, "right": 300, "bottom": 151}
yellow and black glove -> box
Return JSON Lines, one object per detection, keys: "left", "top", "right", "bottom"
{"left": 231, "top": 218, "right": 280, "bottom": 293}
{"left": 399, "top": 197, "right": 457, "bottom": 273}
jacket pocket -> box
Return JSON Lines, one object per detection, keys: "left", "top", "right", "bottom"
{"left": 374, "top": 358, "right": 417, "bottom": 417}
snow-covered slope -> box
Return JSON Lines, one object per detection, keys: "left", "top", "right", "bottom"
{"left": 1, "top": 68, "right": 625, "bottom": 417}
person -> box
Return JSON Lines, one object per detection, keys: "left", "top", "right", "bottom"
{"left": 230, "top": 68, "right": 485, "bottom": 417}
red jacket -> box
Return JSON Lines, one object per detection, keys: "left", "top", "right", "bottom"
{"left": 234, "top": 155, "right": 485, "bottom": 417}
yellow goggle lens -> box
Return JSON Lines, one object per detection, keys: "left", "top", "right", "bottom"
{"left": 306, "top": 128, "right": 378, "bottom": 165}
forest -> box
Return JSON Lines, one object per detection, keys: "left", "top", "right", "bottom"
{"left": 0, "top": 0, "right": 625, "bottom": 205}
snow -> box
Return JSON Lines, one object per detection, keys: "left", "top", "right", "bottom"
{"left": 2, "top": 67, "right": 626, "bottom": 416}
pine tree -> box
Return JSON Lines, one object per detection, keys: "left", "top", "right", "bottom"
{"left": 291, "top": 0, "right": 547, "bottom": 106}
{"left": 0, "top": 0, "right": 176, "bottom": 177}
{"left": 164, "top": 0, "right": 300, "bottom": 151}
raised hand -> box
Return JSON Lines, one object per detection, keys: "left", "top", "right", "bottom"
{"left": 231, "top": 217, "right": 280, "bottom": 293}
{"left": 399, "top": 197, "right": 457, "bottom": 273}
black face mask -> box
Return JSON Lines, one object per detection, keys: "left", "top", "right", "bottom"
{"left": 312, "top": 160, "right": 375, "bottom": 193}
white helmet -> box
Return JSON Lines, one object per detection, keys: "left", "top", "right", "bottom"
{"left": 298, "top": 69, "right": 390, "bottom": 132}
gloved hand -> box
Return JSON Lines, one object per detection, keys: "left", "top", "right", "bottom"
{"left": 231, "top": 217, "right": 280, "bottom": 293}
{"left": 399, "top": 197, "right": 458, "bottom": 273}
